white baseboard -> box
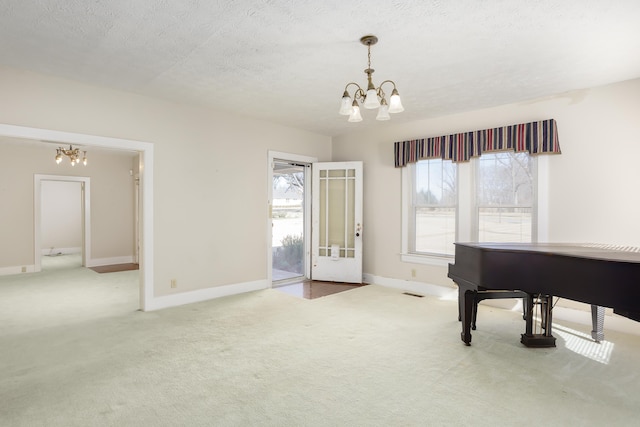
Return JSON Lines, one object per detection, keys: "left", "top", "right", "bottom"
{"left": 0, "top": 265, "right": 36, "bottom": 276}
{"left": 86, "top": 256, "right": 135, "bottom": 268}
{"left": 1, "top": 255, "right": 134, "bottom": 275}
{"left": 41, "top": 247, "right": 81, "bottom": 256}
{"left": 145, "top": 279, "right": 270, "bottom": 311}
{"left": 364, "top": 273, "right": 640, "bottom": 337}
{"left": 363, "top": 273, "right": 458, "bottom": 299}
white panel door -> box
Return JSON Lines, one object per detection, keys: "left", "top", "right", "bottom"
{"left": 311, "top": 161, "right": 363, "bottom": 283}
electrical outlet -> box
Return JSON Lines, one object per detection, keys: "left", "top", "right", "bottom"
{"left": 170, "top": 279, "right": 177, "bottom": 288}
{"left": 411, "top": 269, "right": 416, "bottom": 278}
{"left": 21, "top": 266, "right": 27, "bottom": 273}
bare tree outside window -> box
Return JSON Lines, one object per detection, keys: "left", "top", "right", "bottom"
{"left": 477, "top": 152, "right": 533, "bottom": 242}
{"left": 272, "top": 165, "right": 305, "bottom": 280}
{"left": 413, "top": 159, "right": 457, "bottom": 256}
{"left": 407, "top": 152, "right": 536, "bottom": 259}
{"left": 274, "top": 172, "right": 304, "bottom": 195}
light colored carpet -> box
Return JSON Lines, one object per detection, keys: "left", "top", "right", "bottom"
{"left": 1, "top": 258, "right": 640, "bottom": 426}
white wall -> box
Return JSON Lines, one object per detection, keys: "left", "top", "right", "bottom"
{"left": 0, "top": 65, "right": 332, "bottom": 297}
{"left": 41, "top": 180, "right": 82, "bottom": 253}
{"left": 3, "top": 62, "right": 637, "bottom": 325}
{"left": 332, "top": 78, "right": 640, "bottom": 324}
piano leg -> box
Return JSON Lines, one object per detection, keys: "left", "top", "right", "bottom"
{"left": 461, "top": 289, "right": 475, "bottom": 345}
{"left": 472, "top": 296, "right": 478, "bottom": 330}
{"left": 591, "top": 305, "right": 605, "bottom": 342}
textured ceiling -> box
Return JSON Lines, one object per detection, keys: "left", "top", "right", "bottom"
{"left": 1, "top": 1, "right": 640, "bottom": 137}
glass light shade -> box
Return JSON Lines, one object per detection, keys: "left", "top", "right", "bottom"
{"left": 364, "top": 88, "right": 380, "bottom": 109}
{"left": 388, "top": 90, "right": 404, "bottom": 113}
{"left": 55, "top": 154, "right": 62, "bottom": 164}
{"left": 339, "top": 92, "right": 353, "bottom": 115}
{"left": 376, "top": 103, "right": 390, "bottom": 121}
{"left": 348, "top": 104, "right": 363, "bottom": 122}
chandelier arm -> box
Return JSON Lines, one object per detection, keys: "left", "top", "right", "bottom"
{"left": 377, "top": 80, "right": 399, "bottom": 101}
{"left": 378, "top": 80, "right": 398, "bottom": 91}
{"left": 343, "top": 83, "right": 366, "bottom": 103}
{"left": 354, "top": 88, "right": 367, "bottom": 103}
{"left": 343, "top": 82, "right": 364, "bottom": 97}
{"left": 344, "top": 82, "right": 362, "bottom": 91}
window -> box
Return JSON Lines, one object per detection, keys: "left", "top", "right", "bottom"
{"left": 402, "top": 153, "right": 538, "bottom": 265}
{"left": 411, "top": 159, "right": 457, "bottom": 256}
{"left": 475, "top": 152, "right": 534, "bottom": 242}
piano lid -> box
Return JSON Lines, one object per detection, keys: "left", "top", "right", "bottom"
{"left": 453, "top": 242, "right": 640, "bottom": 264}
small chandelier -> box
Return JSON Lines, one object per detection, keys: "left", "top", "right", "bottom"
{"left": 55, "top": 145, "right": 87, "bottom": 166}
{"left": 339, "top": 35, "right": 404, "bottom": 122}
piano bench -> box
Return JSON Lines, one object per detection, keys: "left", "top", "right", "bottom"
{"left": 472, "top": 290, "right": 528, "bottom": 330}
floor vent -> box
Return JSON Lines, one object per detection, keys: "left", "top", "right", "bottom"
{"left": 403, "top": 292, "right": 424, "bottom": 298}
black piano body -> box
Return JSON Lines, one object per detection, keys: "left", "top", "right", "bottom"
{"left": 448, "top": 243, "right": 640, "bottom": 347}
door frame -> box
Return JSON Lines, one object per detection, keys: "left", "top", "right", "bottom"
{"left": 34, "top": 175, "right": 91, "bottom": 271}
{"left": 267, "top": 151, "right": 317, "bottom": 285}
{"left": 0, "top": 123, "right": 154, "bottom": 311}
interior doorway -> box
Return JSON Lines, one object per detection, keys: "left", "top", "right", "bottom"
{"left": 34, "top": 175, "right": 91, "bottom": 272}
{"left": 0, "top": 123, "right": 154, "bottom": 311}
{"left": 40, "top": 180, "right": 83, "bottom": 270}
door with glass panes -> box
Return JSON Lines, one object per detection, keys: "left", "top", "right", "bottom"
{"left": 311, "top": 162, "right": 363, "bottom": 283}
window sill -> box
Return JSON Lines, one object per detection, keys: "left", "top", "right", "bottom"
{"left": 401, "top": 253, "right": 453, "bottom": 267}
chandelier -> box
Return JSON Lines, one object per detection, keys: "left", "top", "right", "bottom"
{"left": 339, "top": 35, "right": 404, "bottom": 122}
{"left": 55, "top": 145, "right": 87, "bottom": 166}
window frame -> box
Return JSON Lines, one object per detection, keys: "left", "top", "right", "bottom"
{"left": 401, "top": 154, "right": 549, "bottom": 267}
{"left": 409, "top": 158, "right": 458, "bottom": 258}
{"left": 472, "top": 151, "right": 538, "bottom": 243}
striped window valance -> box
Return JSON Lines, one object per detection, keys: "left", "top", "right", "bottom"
{"left": 394, "top": 119, "right": 561, "bottom": 167}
